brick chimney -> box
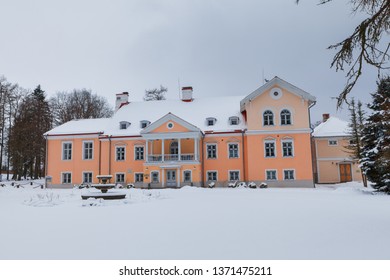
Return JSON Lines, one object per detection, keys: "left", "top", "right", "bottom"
{"left": 115, "top": 92, "right": 129, "bottom": 111}
{"left": 181, "top": 86, "right": 193, "bottom": 102}
{"left": 322, "top": 113, "right": 330, "bottom": 122}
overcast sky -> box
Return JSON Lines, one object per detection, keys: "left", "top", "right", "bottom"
{"left": 0, "top": 0, "right": 382, "bottom": 122}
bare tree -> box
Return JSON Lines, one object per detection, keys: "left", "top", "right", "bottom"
{"left": 144, "top": 85, "right": 167, "bottom": 101}
{"left": 297, "top": 0, "right": 390, "bottom": 107}
{"left": 50, "top": 89, "right": 113, "bottom": 126}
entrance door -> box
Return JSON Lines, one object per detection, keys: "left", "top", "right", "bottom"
{"left": 339, "top": 163, "right": 352, "bottom": 182}
{"left": 166, "top": 170, "right": 177, "bottom": 187}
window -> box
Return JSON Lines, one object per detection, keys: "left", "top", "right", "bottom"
{"left": 83, "top": 141, "right": 93, "bottom": 160}
{"left": 228, "top": 143, "right": 239, "bottom": 158}
{"left": 206, "top": 117, "right": 216, "bottom": 126}
{"left": 280, "top": 109, "right": 292, "bottom": 125}
{"left": 116, "top": 147, "right": 125, "bottom": 161}
{"left": 207, "top": 171, "right": 217, "bottom": 181}
{"left": 263, "top": 110, "right": 274, "bottom": 126}
{"left": 266, "top": 170, "right": 277, "bottom": 180}
{"left": 282, "top": 140, "right": 293, "bottom": 157}
{"left": 151, "top": 172, "right": 159, "bottom": 183}
{"left": 229, "top": 116, "right": 239, "bottom": 125}
{"left": 62, "top": 173, "right": 72, "bottom": 184}
{"left": 116, "top": 173, "right": 125, "bottom": 183}
{"left": 207, "top": 144, "right": 217, "bottom": 159}
{"left": 167, "top": 122, "right": 174, "bottom": 129}
{"left": 328, "top": 140, "right": 338, "bottom": 146}
{"left": 229, "top": 171, "right": 240, "bottom": 181}
{"left": 183, "top": 170, "right": 192, "bottom": 182}
{"left": 119, "top": 121, "right": 130, "bottom": 130}
{"left": 135, "top": 146, "right": 144, "bottom": 160}
{"left": 62, "top": 142, "right": 72, "bottom": 160}
{"left": 284, "top": 170, "right": 295, "bottom": 180}
{"left": 140, "top": 120, "right": 150, "bottom": 128}
{"left": 135, "top": 173, "right": 144, "bottom": 182}
{"left": 83, "top": 172, "right": 93, "bottom": 183}
{"left": 264, "top": 141, "right": 276, "bottom": 157}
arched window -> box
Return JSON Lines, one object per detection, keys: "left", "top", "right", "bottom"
{"left": 280, "top": 109, "right": 292, "bottom": 125}
{"left": 263, "top": 110, "right": 274, "bottom": 126}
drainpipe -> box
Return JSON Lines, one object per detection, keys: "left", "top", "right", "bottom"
{"left": 108, "top": 135, "right": 112, "bottom": 175}
{"left": 98, "top": 135, "right": 102, "bottom": 176}
{"left": 241, "top": 129, "right": 247, "bottom": 182}
{"left": 308, "top": 100, "right": 317, "bottom": 188}
{"left": 201, "top": 133, "right": 205, "bottom": 187}
{"left": 44, "top": 135, "right": 48, "bottom": 188}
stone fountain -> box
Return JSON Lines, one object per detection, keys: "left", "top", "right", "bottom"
{"left": 81, "top": 175, "right": 126, "bottom": 200}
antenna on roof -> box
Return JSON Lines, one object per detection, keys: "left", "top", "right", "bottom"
{"left": 262, "top": 69, "right": 269, "bottom": 84}
{"left": 178, "top": 77, "right": 181, "bottom": 99}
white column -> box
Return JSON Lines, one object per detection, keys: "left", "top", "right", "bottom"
{"left": 177, "top": 168, "right": 180, "bottom": 187}
{"left": 162, "top": 139, "right": 165, "bottom": 162}
{"left": 178, "top": 138, "right": 181, "bottom": 161}
{"left": 194, "top": 138, "right": 199, "bottom": 161}
{"left": 145, "top": 140, "right": 149, "bottom": 162}
{"left": 162, "top": 168, "right": 165, "bottom": 188}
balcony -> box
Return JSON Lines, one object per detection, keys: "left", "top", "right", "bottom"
{"left": 148, "top": 153, "right": 195, "bottom": 163}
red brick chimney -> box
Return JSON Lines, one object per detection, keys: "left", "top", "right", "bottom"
{"left": 322, "top": 113, "right": 330, "bottom": 122}
{"left": 181, "top": 86, "right": 193, "bottom": 102}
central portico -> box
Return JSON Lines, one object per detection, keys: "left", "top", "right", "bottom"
{"left": 140, "top": 113, "right": 203, "bottom": 188}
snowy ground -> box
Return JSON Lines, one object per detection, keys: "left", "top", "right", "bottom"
{"left": 0, "top": 181, "right": 389, "bottom": 260}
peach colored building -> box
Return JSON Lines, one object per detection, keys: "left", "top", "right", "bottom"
{"left": 44, "top": 76, "right": 317, "bottom": 188}
{"left": 312, "top": 115, "right": 362, "bottom": 183}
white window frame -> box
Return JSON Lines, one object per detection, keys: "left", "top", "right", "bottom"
{"left": 183, "top": 170, "right": 192, "bottom": 183}
{"left": 263, "top": 110, "right": 274, "bottom": 126}
{"left": 82, "top": 171, "right": 93, "bottom": 184}
{"left": 115, "top": 172, "right": 125, "bottom": 183}
{"left": 134, "top": 173, "right": 144, "bottom": 182}
{"left": 151, "top": 171, "right": 159, "bottom": 183}
{"left": 140, "top": 120, "right": 150, "bottom": 129}
{"left": 82, "top": 141, "right": 94, "bottom": 160}
{"left": 264, "top": 139, "right": 276, "bottom": 158}
{"left": 206, "top": 171, "right": 218, "bottom": 181}
{"left": 280, "top": 109, "right": 292, "bottom": 125}
{"left": 281, "top": 139, "right": 294, "bottom": 157}
{"left": 228, "top": 143, "right": 239, "bottom": 159}
{"left": 328, "top": 139, "right": 338, "bottom": 146}
{"left": 62, "top": 142, "right": 73, "bottom": 161}
{"left": 265, "top": 169, "right": 277, "bottom": 181}
{"left": 229, "top": 170, "right": 240, "bottom": 181}
{"left": 229, "top": 116, "right": 239, "bottom": 125}
{"left": 116, "top": 146, "right": 126, "bottom": 161}
{"left": 206, "top": 117, "right": 216, "bottom": 126}
{"left": 283, "top": 169, "right": 296, "bottom": 180}
{"left": 61, "top": 172, "right": 72, "bottom": 184}
{"left": 206, "top": 143, "right": 217, "bottom": 159}
{"left": 134, "top": 145, "right": 145, "bottom": 161}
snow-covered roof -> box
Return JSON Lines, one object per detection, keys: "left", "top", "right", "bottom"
{"left": 44, "top": 118, "right": 110, "bottom": 136}
{"left": 45, "top": 96, "right": 246, "bottom": 136}
{"left": 312, "top": 117, "right": 350, "bottom": 137}
{"left": 105, "top": 96, "right": 246, "bottom": 136}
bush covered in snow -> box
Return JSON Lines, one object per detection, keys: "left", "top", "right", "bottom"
{"left": 24, "top": 192, "right": 63, "bottom": 207}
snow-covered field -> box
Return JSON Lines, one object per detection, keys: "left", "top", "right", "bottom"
{"left": 0, "top": 182, "right": 389, "bottom": 260}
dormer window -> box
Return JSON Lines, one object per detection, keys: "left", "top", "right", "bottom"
{"left": 229, "top": 116, "right": 239, "bottom": 125}
{"left": 140, "top": 120, "right": 151, "bottom": 129}
{"left": 206, "top": 117, "right": 217, "bottom": 126}
{"left": 119, "top": 121, "right": 130, "bottom": 130}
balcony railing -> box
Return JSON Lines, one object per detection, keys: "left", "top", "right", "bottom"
{"left": 147, "top": 154, "right": 195, "bottom": 162}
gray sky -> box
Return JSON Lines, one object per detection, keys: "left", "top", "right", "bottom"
{"left": 0, "top": 0, "right": 382, "bottom": 122}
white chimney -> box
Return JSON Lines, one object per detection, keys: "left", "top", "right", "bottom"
{"left": 115, "top": 92, "right": 129, "bottom": 111}
{"left": 181, "top": 86, "right": 193, "bottom": 102}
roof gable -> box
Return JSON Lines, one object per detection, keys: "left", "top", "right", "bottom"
{"left": 141, "top": 113, "right": 201, "bottom": 134}
{"left": 240, "top": 76, "right": 316, "bottom": 111}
